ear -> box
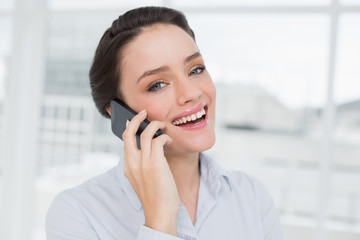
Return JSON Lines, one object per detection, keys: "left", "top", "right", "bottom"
{"left": 106, "top": 106, "right": 111, "bottom": 116}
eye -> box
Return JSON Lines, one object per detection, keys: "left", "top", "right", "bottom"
{"left": 148, "top": 81, "right": 166, "bottom": 92}
{"left": 189, "top": 66, "right": 205, "bottom": 76}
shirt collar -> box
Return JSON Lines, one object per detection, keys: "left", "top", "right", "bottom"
{"left": 116, "top": 152, "right": 232, "bottom": 211}
{"left": 199, "top": 152, "right": 232, "bottom": 199}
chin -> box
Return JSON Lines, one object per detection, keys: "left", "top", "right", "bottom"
{"left": 166, "top": 132, "right": 216, "bottom": 155}
{"left": 191, "top": 134, "right": 216, "bottom": 152}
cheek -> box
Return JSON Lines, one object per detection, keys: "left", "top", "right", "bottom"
{"left": 204, "top": 78, "right": 216, "bottom": 103}
{"left": 142, "top": 102, "right": 169, "bottom": 122}
{"left": 139, "top": 90, "right": 174, "bottom": 121}
{"left": 210, "top": 83, "right": 216, "bottom": 101}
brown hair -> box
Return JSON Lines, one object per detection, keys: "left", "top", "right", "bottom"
{"left": 89, "top": 6, "right": 195, "bottom": 118}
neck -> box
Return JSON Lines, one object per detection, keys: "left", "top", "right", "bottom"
{"left": 164, "top": 151, "right": 201, "bottom": 197}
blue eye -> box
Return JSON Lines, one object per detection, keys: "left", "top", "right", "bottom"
{"left": 148, "top": 81, "right": 166, "bottom": 92}
{"left": 189, "top": 66, "right": 205, "bottom": 76}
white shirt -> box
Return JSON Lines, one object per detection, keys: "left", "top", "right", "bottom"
{"left": 46, "top": 153, "right": 283, "bottom": 240}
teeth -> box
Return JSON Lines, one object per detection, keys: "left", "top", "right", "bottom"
{"left": 172, "top": 108, "right": 206, "bottom": 126}
{"left": 182, "top": 117, "right": 187, "bottom": 123}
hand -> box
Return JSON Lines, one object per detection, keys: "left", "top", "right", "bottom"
{"left": 122, "top": 109, "right": 179, "bottom": 236}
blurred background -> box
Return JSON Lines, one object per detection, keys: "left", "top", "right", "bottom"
{"left": 0, "top": 0, "right": 360, "bottom": 239}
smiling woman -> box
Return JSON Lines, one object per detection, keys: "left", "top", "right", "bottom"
{"left": 46, "top": 6, "right": 283, "bottom": 240}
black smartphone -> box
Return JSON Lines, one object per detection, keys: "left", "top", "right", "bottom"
{"left": 110, "top": 98, "right": 162, "bottom": 149}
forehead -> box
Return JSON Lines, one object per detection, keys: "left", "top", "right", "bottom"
{"left": 120, "top": 24, "right": 198, "bottom": 74}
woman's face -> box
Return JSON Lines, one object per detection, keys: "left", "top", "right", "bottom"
{"left": 119, "top": 23, "right": 216, "bottom": 155}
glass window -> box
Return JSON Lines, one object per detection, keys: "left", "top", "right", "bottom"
{"left": 0, "top": 17, "right": 12, "bottom": 168}
{"left": 340, "top": 0, "right": 360, "bottom": 4}
{"left": 335, "top": 14, "right": 360, "bottom": 104}
{"left": 188, "top": 13, "right": 328, "bottom": 110}
{"left": 45, "top": 13, "right": 118, "bottom": 95}
{"left": 332, "top": 14, "right": 360, "bottom": 225}
{"left": 0, "top": 0, "right": 14, "bottom": 11}
{"left": 40, "top": 13, "right": 123, "bottom": 172}
{"left": 0, "top": 17, "right": 12, "bottom": 63}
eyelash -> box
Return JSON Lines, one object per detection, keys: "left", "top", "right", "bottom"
{"left": 147, "top": 65, "right": 206, "bottom": 92}
{"left": 148, "top": 81, "right": 166, "bottom": 92}
{"left": 189, "top": 65, "right": 206, "bottom": 77}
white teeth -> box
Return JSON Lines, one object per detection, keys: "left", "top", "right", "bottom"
{"left": 182, "top": 117, "right": 187, "bottom": 123}
{"left": 172, "top": 107, "right": 206, "bottom": 126}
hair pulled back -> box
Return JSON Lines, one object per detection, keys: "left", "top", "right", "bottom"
{"left": 89, "top": 6, "right": 195, "bottom": 118}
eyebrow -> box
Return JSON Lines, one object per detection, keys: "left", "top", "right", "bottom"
{"left": 136, "top": 66, "right": 170, "bottom": 84}
{"left": 184, "top": 52, "right": 201, "bottom": 65}
{"left": 136, "top": 51, "right": 202, "bottom": 84}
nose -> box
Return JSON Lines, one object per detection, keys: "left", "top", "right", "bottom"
{"left": 176, "top": 77, "right": 202, "bottom": 106}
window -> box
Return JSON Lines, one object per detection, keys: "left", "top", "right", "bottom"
{"left": 341, "top": 0, "right": 360, "bottom": 4}
{"left": 330, "top": 14, "right": 360, "bottom": 225}
{"left": 0, "top": 0, "right": 14, "bottom": 11}
{"left": 0, "top": 16, "right": 12, "bottom": 176}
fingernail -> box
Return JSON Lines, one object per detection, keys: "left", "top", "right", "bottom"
{"left": 139, "top": 109, "right": 147, "bottom": 114}
{"left": 126, "top": 119, "right": 130, "bottom": 127}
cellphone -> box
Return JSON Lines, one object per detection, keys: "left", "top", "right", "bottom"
{"left": 110, "top": 98, "right": 162, "bottom": 149}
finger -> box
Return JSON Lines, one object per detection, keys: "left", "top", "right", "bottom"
{"left": 150, "top": 134, "right": 173, "bottom": 161}
{"left": 122, "top": 109, "right": 147, "bottom": 151}
{"left": 140, "top": 121, "right": 166, "bottom": 160}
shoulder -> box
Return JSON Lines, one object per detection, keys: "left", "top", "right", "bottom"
{"left": 48, "top": 165, "right": 116, "bottom": 203}
{"left": 201, "top": 153, "right": 283, "bottom": 239}
{"left": 45, "top": 166, "right": 124, "bottom": 239}
{"left": 48, "top": 165, "right": 121, "bottom": 209}
{"left": 46, "top": 166, "right": 120, "bottom": 223}
{"left": 227, "top": 170, "right": 269, "bottom": 195}
{"left": 202, "top": 152, "right": 270, "bottom": 198}
{"left": 201, "top": 152, "right": 273, "bottom": 204}
{"left": 227, "top": 169, "right": 283, "bottom": 236}
{"left": 227, "top": 170, "right": 274, "bottom": 208}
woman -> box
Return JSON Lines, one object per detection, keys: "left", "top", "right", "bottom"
{"left": 46, "top": 6, "right": 283, "bottom": 240}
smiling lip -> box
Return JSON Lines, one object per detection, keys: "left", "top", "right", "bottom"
{"left": 176, "top": 109, "right": 208, "bottom": 130}
{"left": 172, "top": 103, "right": 207, "bottom": 123}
